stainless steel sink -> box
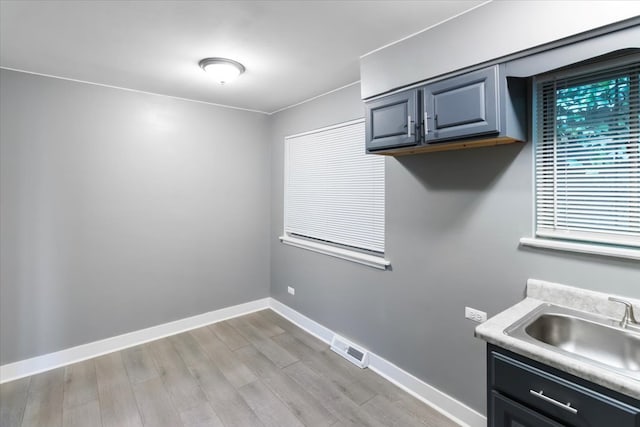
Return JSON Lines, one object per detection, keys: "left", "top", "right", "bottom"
{"left": 505, "top": 304, "right": 640, "bottom": 380}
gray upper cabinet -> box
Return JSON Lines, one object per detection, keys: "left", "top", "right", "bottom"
{"left": 365, "top": 90, "right": 419, "bottom": 151}
{"left": 423, "top": 65, "right": 499, "bottom": 143}
{"left": 364, "top": 64, "right": 527, "bottom": 156}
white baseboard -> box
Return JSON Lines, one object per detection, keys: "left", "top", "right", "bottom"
{"left": 268, "top": 298, "right": 334, "bottom": 345}
{"left": 367, "top": 355, "right": 486, "bottom": 427}
{"left": 0, "top": 297, "right": 270, "bottom": 384}
{"left": 268, "top": 298, "right": 487, "bottom": 427}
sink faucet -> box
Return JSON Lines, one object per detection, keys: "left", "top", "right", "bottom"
{"left": 608, "top": 297, "right": 639, "bottom": 329}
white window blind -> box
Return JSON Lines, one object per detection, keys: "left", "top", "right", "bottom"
{"left": 535, "top": 56, "right": 640, "bottom": 248}
{"left": 284, "top": 119, "right": 385, "bottom": 253}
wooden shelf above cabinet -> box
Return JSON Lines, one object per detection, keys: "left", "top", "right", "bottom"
{"left": 373, "top": 136, "right": 523, "bottom": 156}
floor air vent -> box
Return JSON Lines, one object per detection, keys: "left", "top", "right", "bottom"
{"left": 330, "top": 334, "right": 369, "bottom": 368}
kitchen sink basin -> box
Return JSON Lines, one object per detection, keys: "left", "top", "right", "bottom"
{"left": 505, "top": 304, "right": 640, "bottom": 379}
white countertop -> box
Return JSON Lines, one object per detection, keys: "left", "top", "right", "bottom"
{"left": 475, "top": 279, "right": 640, "bottom": 400}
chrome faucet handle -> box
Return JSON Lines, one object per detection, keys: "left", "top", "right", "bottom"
{"left": 608, "top": 297, "right": 639, "bottom": 328}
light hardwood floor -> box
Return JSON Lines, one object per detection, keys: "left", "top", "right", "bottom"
{"left": 0, "top": 309, "right": 460, "bottom": 427}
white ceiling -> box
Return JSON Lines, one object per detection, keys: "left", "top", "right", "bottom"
{"left": 0, "top": 0, "right": 487, "bottom": 114}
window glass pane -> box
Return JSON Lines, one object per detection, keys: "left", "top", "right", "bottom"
{"left": 535, "top": 57, "right": 640, "bottom": 248}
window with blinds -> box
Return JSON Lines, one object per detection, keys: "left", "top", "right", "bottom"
{"left": 535, "top": 56, "right": 640, "bottom": 248}
{"left": 284, "top": 119, "right": 385, "bottom": 254}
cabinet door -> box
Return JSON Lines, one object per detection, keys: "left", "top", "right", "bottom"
{"left": 423, "top": 65, "right": 499, "bottom": 142}
{"left": 491, "top": 392, "right": 565, "bottom": 427}
{"left": 365, "top": 90, "right": 419, "bottom": 151}
{"left": 490, "top": 350, "right": 640, "bottom": 427}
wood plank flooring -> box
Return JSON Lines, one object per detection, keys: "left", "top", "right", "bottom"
{"left": 0, "top": 310, "right": 461, "bottom": 427}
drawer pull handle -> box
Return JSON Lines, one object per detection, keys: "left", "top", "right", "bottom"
{"left": 408, "top": 116, "right": 413, "bottom": 138}
{"left": 529, "top": 390, "right": 578, "bottom": 414}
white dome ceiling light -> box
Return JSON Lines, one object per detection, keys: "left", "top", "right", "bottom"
{"left": 199, "top": 57, "right": 246, "bottom": 85}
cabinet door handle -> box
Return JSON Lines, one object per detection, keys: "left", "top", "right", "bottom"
{"left": 407, "top": 115, "right": 412, "bottom": 137}
{"left": 529, "top": 390, "right": 578, "bottom": 414}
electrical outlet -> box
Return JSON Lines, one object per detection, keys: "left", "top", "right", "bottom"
{"left": 465, "top": 307, "right": 487, "bottom": 323}
{"left": 287, "top": 286, "right": 295, "bottom": 296}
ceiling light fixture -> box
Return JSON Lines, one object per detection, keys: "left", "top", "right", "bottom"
{"left": 199, "top": 57, "right": 246, "bottom": 85}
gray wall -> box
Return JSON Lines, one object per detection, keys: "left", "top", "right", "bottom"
{"left": 0, "top": 69, "right": 271, "bottom": 364}
{"left": 269, "top": 83, "right": 640, "bottom": 413}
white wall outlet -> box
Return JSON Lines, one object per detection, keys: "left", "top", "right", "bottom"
{"left": 465, "top": 307, "right": 487, "bottom": 323}
{"left": 287, "top": 286, "right": 295, "bottom": 296}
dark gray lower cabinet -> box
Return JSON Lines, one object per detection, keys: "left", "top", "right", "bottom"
{"left": 488, "top": 344, "right": 640, "bottom": 427}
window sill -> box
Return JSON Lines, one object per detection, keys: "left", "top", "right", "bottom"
{"left": 519, "top": 237, "right": 640, "bottom": 261}
{"left": 279, "top": 235, "right": 390, "bottom": 270}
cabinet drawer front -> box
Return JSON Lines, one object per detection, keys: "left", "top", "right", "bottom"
{"left": 490, "top": 351, "right": 640, "bottom": 427}
{"left": 424, "top": 65, "right": 499, "bottom": 142}
{"left": 365, "top": 90, "right": 419, "bottom": 151}
{"left": 491, "top": 391, "right": 565, "bottom": 427}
